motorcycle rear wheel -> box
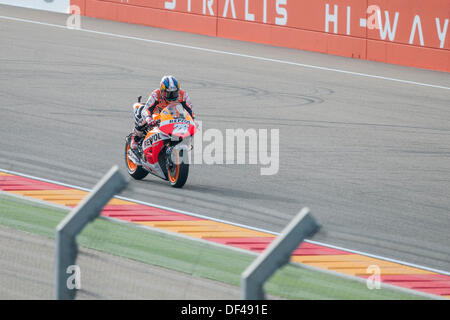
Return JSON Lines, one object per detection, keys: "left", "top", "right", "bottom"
{"left": 125, "top": 141, "right": 148, "bottom": 180}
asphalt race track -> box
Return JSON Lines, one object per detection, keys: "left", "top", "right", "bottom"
{"left": 1, "top": 5, "right": 449, "bottom": 272}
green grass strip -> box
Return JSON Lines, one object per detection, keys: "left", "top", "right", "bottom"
{"left": 0, "top": 193, "right": 424, "bottom": 300}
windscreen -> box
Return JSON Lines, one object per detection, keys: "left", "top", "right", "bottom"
{"left": 164, "top": 103, "right": 186, "bottom": 120}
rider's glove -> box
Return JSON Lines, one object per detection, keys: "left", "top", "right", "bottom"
{"left": 146, "top": 117, "right": 157, "bottom": 127}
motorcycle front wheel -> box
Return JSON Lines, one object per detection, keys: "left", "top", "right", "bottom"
{"left": 167, "top": 148, "right": 189, "bottom": 188}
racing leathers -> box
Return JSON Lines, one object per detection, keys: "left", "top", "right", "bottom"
{"left": 130, "top": 88, "right": 195, "bottom": 162}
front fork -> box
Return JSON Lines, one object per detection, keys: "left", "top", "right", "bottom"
{"left": 166, "top": 142, "right": 191, "bottom": 168}
{"left": 166, "top": 146, "right": 175, "bottom": 167}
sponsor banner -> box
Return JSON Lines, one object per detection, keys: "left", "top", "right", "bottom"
{"left": 70, "top": 1, "right": 450, "bottom": 72}
{"left": 1, "top": 0, "right": 70, "bottom": 13}
{"left": 99, "top": 0, "right": 217, "bottom": 16}
{"left": 217, "top": 0, "right": 368, "bottom": 37}
{"left": 366, "top": 0, "right": 450, "bottom": 50}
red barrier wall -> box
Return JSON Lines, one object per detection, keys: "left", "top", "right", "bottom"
{"left": 70, "top": 0, "right": 450, "bottom": 72}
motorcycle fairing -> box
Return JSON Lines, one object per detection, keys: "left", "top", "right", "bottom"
{"left": 158, "top": 103, "right": 197, "bottom": 138}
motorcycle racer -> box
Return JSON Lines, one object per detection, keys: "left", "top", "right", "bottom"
{"left": 130, "top": 75, "right": 195, "bottom": 155}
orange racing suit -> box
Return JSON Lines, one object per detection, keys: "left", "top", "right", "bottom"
{"left": 131, "top": 88, "right": 195, "bottom": 162}
{"left": 134, "top": 88, "right": 194, "bottom": 133}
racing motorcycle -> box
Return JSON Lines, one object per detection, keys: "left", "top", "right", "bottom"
{"left": 124, "top": 99, "right": 197, "bottom": 188}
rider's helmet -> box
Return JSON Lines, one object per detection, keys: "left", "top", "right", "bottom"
{"left": 160, "top": 75, "right": 180, "bottom": 102}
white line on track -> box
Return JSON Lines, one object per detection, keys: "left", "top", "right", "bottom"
{"left": 1, "top": 167, "right": 449, "bottom": 277}
{"left": 1, "top": 15, "right": 449, "bottom": 91}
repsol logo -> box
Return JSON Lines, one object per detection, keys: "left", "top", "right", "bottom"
{"left": 144, "top": 133, "right": 161, "bottom": 147}
{"left": 169, "top": 119, "right": 190, "bottom": 124}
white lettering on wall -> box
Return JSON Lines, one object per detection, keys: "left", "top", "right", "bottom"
{"left": 203, "top": 0, "right": 214, "bottom": 15}
{"left": 409, "top": 15, "right": 424, "bottom": 46}
{"left": 245, "top": 0, "right": 255, "bottom": 21}
{"left": 263, "top": 0, "right": 267, "bottom": 23}
{"left": 377, "top": 10, "right": 399, "bottom": 41}
{"left": 346, "top": 6, "right": 351, "bottom": 35}
{"left": 158, "top": 0, "right": 448, "bottom": 51}
{"left": 223, "top": 0, "right": 236, "bottom": 19}
{"left": 435, "top": 18, "right": 449, "bottom": 48}
{"left": 275, "top": 0, "right": 287, "bottom": 26}
{"left": 325, "top": 4, "right": 338, "bottom": 33}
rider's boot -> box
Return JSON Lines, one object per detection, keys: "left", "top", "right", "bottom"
{"left": 130, "top": 128, "right": 143, "bottom": 151}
